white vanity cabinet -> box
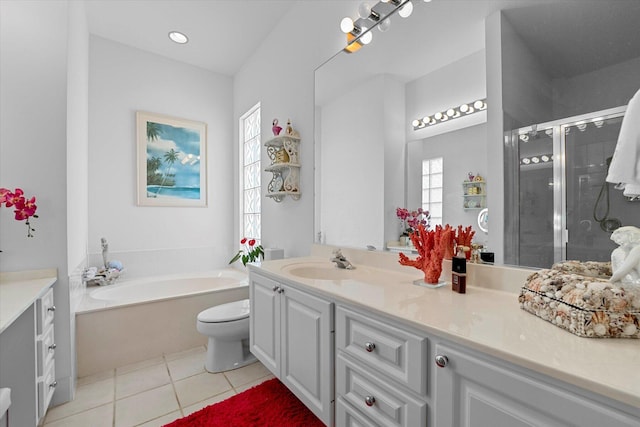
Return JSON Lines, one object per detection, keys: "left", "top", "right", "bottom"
{"left": 249, "top": 271, "right": 334, "bottom": 426}
{"left": 335, "top": 305, "right": 428, "bottom": 427}
{"left": 0, "top": 271, "right": 57, "bottom": 427}
{"left": 36, "top": 287, "right": 57, "bottom": 420}
{"left": 433, "top": 343, "right": 640, "bottom": 427}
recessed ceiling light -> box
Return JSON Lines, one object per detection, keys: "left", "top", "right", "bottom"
{"left": 168, "top": 31, "right": 188, "bottom": 44}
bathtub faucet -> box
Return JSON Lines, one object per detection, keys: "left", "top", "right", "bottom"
{"left": 101, "top": 237, "right": 109, "bottom": 269}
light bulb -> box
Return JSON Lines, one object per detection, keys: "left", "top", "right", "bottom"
{"left": 412, "top": 119, "right": 421, "bottom": 127}
{"left": 434, "top": 112, "right": 443, "bottom": 120}
{"left": 424, "top": 0, "right": 432, "bottom": 2}
{"left": 459, "top": 104, "right": 469, "bottom": 113}
{"left": 358, "top": 3, "right": 372, "bottom": 19}
{"left": 378, "top": 18, "right": 391, "bottom": 32}
{"left": 361, "top": 28, "right": 373, "bottom": 44}
{"left": 398, "top": 1, "right": 413, "bottom": 18}
{"left": 473, "top": 100, "right": 486, "bottom": 109}
{"left": 522, "top": 158, "right": 531, "bottom": 165}
{"left": 423, "top": 116, "right": 431, "bottom": 124}
{"left": 531, "top": 157, "right": 540, "bottom": 164}
{"left": 541, "top": 155, "right": 550, "bottom": 162}
{"left": 446, "top": 108, "right": 456, "bottom": 117}
{"left": 340, "top": 17, "right": 354, "bottom": 33}
{"left": 168, "top": 31, "right": 188, "bottom": 44}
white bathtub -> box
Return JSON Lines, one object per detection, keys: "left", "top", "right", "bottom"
{"left": 76, "top": 269, "right": 249, "bottom": 377}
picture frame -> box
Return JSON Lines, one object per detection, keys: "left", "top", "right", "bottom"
{"left": 136, "top": 111, "right": 207, "bottom": 207}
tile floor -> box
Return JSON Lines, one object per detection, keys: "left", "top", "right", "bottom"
{"left": 43, "top": 346, "right": 274, "bottom": 427}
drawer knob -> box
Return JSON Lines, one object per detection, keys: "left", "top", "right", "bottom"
{"left": 278, "top": 287, "right": 284, "bottom": 294}
{"left": 364, "top": 395, "right": 376, "bottom": 407}
{"left": 364, "top": 342, "right": 376, "bottom": 352}
{"left": 435, "top": 354, "right": 449, "bottom": 368}
{"left": 48, "top": 343, "right": 57, "bottom": 351}
{"left": 49, "top": 381, "right": 58, "bottom": 389}
{"left": 272, "top": 286, "right": 279, "bottom": 292}
{"left": 47, "top": 305, "right": 56, "bottom": 312}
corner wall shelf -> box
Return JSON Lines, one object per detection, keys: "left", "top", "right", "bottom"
{"left": 462, "top": 180, "right": 486, "bottom": 210}
{"left": 264, "top": 134, "right": 301, "bottom": 202}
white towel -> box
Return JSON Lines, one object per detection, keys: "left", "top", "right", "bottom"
{"left": 607, "top": 88, "right": 640, "bottom": 198}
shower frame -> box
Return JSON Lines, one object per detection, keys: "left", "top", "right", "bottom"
{"left": 504, "top": 105, "right": 627, "bottom": 267}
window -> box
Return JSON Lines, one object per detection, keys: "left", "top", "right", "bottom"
{"left": 422, "top": 157, "right": 443, "bottom": 227}
{"left": 240, "top": 103, "right": 261, "bottom": 244}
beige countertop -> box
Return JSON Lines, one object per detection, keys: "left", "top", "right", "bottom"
{"left": 0, "top": 269, "right": 57, "bottom": 334}
{"left": 250, "top": 254, "right": 640, "bottom": 410}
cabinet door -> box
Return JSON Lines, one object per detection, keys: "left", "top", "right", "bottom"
{"left": 280, "top": 284, "right": 334, "bottom": 426}
{"left": 249, "top": 274, "right": 280, "bottom": 376}
{"left": 434, "top": 344, "right": 639, "bottom": 427}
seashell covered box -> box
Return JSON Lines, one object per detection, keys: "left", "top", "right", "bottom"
{"left": 519, "top": 261, "right": 640, "bottom": 338}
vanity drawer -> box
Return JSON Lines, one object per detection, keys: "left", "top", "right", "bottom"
{"left": 337, "top": 397, "right": 380, "bottom": 427}
{"left": 37, "top": 363, "right": 56, "bottom": 420}
{"left": 337, "top": 353, "right": 427, "bottom": 427}
{"left": 336, "top": 305, "right": 427, "bottom": 395}
{"left": 37, "top": 324, "right": 56, "bottom": 376}
{"left": 36, "top": 287, "right": 55, "bottom": 334}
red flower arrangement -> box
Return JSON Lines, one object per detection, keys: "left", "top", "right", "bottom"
{"left": 229, "top": 237, "right": 264, "bottom": 266}
{"left": 396, "top": 207, "right": 430, "bottom": 236}
{"left": 0, "top": 187, "right": 38, "bottom": 237}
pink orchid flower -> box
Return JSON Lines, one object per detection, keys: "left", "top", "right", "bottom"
{"left": 14, "top": 196, "right": 37, "bottom": 220}
{"left": 4, "top": 188, "right": 24, "bottom": 208}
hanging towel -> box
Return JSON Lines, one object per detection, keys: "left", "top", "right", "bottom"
{"left": 607, "top": 88, "right": 640, "bottom": 198}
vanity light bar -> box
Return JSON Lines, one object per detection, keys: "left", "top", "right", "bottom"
{"left": 412, "top": 98, "right": 487, "bottom": 130}
{"left": 520, "top": 153, "right": 553, "bottom": 165}
{"left": 342, "top": 0, "right": 417, "bottom": 53}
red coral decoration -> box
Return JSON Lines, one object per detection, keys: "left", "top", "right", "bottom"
{"left": 441, "top": 225, "right": 455, "bottom": 260}
{"left": 455, "top": 225, "right": 475, "bottom": 260}
{"left": 398, "top": 224, "right": 446, "bottom": 284}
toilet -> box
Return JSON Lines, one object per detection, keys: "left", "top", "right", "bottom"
{"left": 196, "top": 299, "right": 256, "bottom": 373}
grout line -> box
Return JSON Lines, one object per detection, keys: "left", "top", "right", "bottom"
{"left": 165, "top": 354, "right": 185, "bottom": 417}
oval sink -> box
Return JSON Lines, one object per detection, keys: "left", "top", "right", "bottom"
{"left": 282, "top": 264, "right": 362, "bottom": 280}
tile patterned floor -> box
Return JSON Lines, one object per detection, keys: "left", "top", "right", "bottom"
{"left": 44, "top": 346, "right": 274, "bottom": 427}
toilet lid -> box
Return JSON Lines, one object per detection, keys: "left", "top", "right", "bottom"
{"left": 198, "top": 299, "right": 250, "bottom": 323}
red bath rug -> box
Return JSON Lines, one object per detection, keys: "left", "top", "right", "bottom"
{"left": 164, "top": 378, "right": 325, "bottom": 427}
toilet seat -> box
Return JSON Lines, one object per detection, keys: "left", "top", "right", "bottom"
{"left": 197, "top": 299, "right": 250, "bottom": 323}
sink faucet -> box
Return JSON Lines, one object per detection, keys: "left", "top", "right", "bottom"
{"left": 331, "top": 249, "right": 354, "bottom": 270}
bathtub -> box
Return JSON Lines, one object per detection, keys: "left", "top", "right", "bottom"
{"left": 76, "top": 269, "right": 249, "bottom": 377}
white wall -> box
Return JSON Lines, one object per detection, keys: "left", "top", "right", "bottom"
{"left": 0, "top": 0, "right": 77, "bottom": 406}
{"left": 88, "top": 37, "right": 234, "bottom": 277}
{"left": 233, "top": 1, "right": 360, "bottom": 258}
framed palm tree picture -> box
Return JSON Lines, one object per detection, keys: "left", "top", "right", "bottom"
{"left": 136, "top": 111, "right": 207, "bottom": 207}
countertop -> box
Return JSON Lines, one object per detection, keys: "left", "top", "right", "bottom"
{"left": 0, "top": 269, "right": 57, "bottom": 334}
{"left": 250, "top": 255, "right": 640, "bottom": 410}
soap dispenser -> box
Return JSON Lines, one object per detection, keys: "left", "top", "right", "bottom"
{"left": 452, "top": 245, "right": 468, "bottom": 293}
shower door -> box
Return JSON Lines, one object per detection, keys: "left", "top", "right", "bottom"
{"left": 505, "top": 106, "right": 640, "bottom": 268}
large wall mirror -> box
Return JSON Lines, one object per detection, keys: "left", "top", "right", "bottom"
{"left": 314, "top": 0, "right": 640, "bottom": 268}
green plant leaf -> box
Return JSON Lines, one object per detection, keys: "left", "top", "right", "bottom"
{"left": 228, "top": 251, "right": 242, "bottom": 265}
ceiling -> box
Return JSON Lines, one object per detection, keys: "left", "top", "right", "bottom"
{"left": 504, "top": 1, "right": 640, "bottom": 78}
{"left": 86, "top": 0, "right": 640, "bottom": 80}
{"left": 85, "top": 0, "right": 296, "bottom": 76}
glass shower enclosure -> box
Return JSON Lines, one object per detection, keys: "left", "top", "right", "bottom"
{"left": 504, "top": 106, "right": 640, "bottom": 268}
